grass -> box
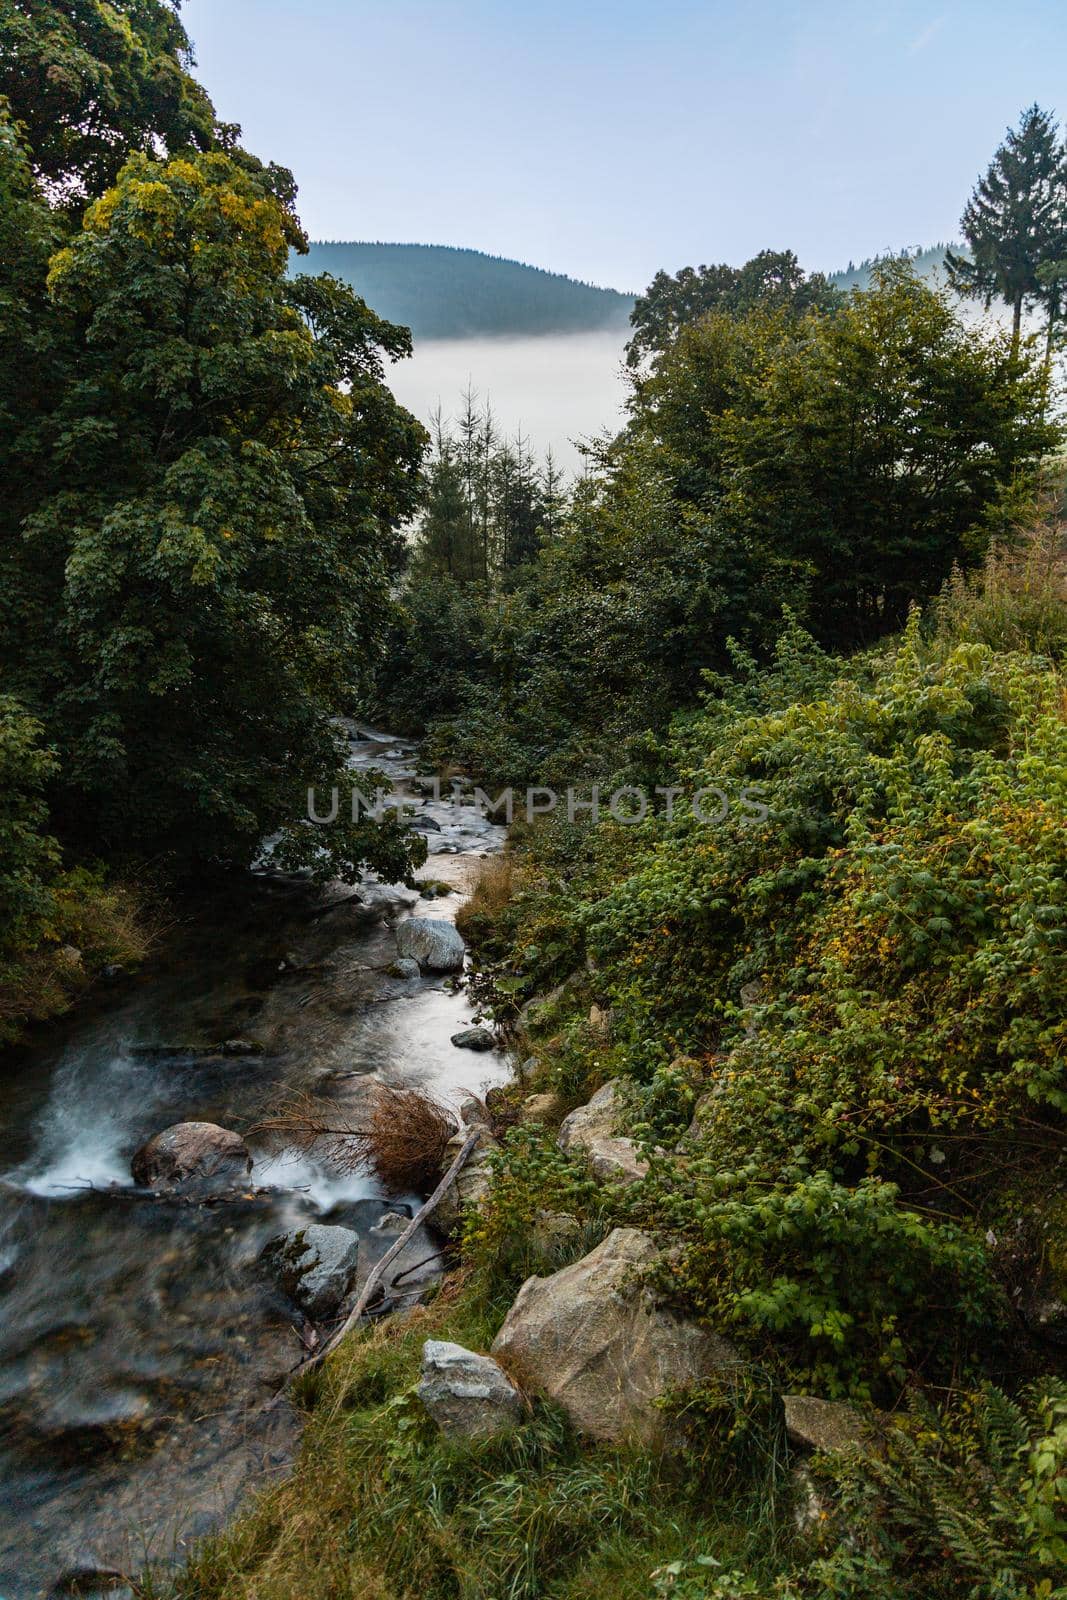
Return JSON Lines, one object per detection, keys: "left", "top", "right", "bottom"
{"left": 149, "top": 1275, "right": 793, "bottom": 1600}
{"left": 455, "top": 854, "right": 517, "bottom": 945}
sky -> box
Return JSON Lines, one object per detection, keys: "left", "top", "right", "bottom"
{"left": 180, "top": 0, "right": 1067, "bottom": 293}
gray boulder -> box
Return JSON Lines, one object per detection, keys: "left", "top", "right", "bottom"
{"left": 395, "top": 917, "right": 466, "bottom": 973}
{"left": 491, "top": 1228, "right": 735, "bottom": 1446}
{"left": 387, "top": 956, "right": 421, "bottom": 980}
{"left": 417, "top": 1340, "right": 523, "bottom": 1438}
{"left": 450, "top": 1026, "right": 495, "bottom": 1052}
{"left": 131, "top": 1121, "right": 251, "bottom": 1192}
{"left": 783, "top": 1395, "right": 873, "bottom": 1454}
{"left": 557, "top": 1080, "right": 649, "bottom": 1185}
{"left": 262, "top": 1223, "right": 360, "bottom": 1320}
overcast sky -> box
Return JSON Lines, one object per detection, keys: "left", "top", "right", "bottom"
{"left": 180, "top": 0, "right": 1066, "bottom": 292}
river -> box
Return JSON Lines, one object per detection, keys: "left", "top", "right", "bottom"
{"left": 0, "top": 730, "right": 509, "bottom": 1599}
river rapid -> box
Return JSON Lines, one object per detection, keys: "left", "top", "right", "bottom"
{"left": 0, "top": 730, "right": 509, "bottom": 1599}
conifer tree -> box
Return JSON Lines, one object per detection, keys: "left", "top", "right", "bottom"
{"left": 948, "top": 104, "right": 1062, "bottom": 353}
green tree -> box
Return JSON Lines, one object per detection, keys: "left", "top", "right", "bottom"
{"left": 947, "top": 104, "right": 1063, "bottom": 354}
{"left": 0, "top": 0, "right": 217, "bottom": 204}
{"left": 640, "top": 264, "right": 1056, "bottom": 643}
{"left": 626, "top": 247, "right": 840, "bottom": 366}
{"left": 3, "top": 149, "right": 427, "bottom": 878}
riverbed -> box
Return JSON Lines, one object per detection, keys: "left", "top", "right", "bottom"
{"left": 0, "top": 731, "right": 508, "bottom": 1599}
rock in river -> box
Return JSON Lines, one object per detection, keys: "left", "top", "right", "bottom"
{"left": 450, "top": 1026, "right": 495, "bottom": 1051}
{"left": 395, "top": 916, "right": 465, "bottom": 973}
{"left": 261, "top": 1223, "right": 361, "bottom": 1320}
{"left": 130, "top": 1121, "right": 252, "bottom": 1193}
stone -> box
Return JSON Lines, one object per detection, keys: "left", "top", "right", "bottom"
{"left": 459, "top": 1096, "right": 490, "bottom": 1126}
{"left": 217, "top": 1037, "right": 260, "bottom": 1056}
{"left": 450, "top": 1026, "right": 495, "bottom": 1051}
{"left": 519, "top": 1092, "right": 564, "bottom": 1125}
{"left": 491, "top": 1228, "right": 736, "bottom": 1447}
{"left": 782, "top": 1395, "right": 872, "bottom": 1454}
{"left": 349, "top": 1214, "right": 443, "bottom": 1310}
{"left": 131, "top": 1122, "right": 251, "bottom": 1192}
{"left": 395, "top": 917, "right": 466, "bottom": 973}
{"left": 417, "top": 1340, "right": 523, "bottom": 1438}
{"left": 791, "top": 1465, "right": 832, "bottom": 1539}
{"left": 557, "top": 1080, "right": 648, "bottom": 1185}
{"left": 387, "top": 956, "right": 421, "bottom": 979}
{"left": 435, "top": 1127, "right": 497, "bottom": 1236}
{"left": 261, "top": 1223, "right": 360, "bottom": 1320}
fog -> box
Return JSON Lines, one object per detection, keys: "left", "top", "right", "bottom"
{"left": 387, "top": 330, "right": 630, "bottom": 476}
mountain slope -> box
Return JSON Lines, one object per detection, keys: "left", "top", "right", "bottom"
{"left": 295, "top": 242, "right": 635, "bottom": 341}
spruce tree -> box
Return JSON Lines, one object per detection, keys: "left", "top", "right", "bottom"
{"left": 948, "top": 104, "right": 1062, "bottom": 352}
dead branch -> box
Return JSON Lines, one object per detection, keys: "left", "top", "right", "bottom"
{"left": 299, "top": 1128, "right": 480, "bottom": 1379}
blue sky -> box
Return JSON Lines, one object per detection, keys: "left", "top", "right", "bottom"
{"left": 181, "top": 0, "right": 1066, "bottom": 292}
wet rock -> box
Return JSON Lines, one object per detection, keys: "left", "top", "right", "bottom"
{"left": 130, "top": 1122, "right": 252, "bottom": 1192}
{"left": 557, "top": 1080, "right": 648, "bottom": 1185}
{"left": 459, "top": 1096, "right": 491, "bottom": 1126}
{"left": 395, "top": 917, "right": 466, "bottom": 973}
{"left": 492, "top": 1229, "right": 736, "bottom": 1447}
{"left": 387, "top": 956, "right": 421, "bottom": 979}
{"left": 783, "top": 1395, "right": 873, "bottom": 1454}
{"left": 349, "top": 1213, "right": 443, "bottom": 1310}
{"left": 217, "top": 1037, "right": 261, "bottom": 1056}
{"left": 413, "top": 815, "right": 442, "bottom": 833}
{"left": 261, "top": 1223, "right": 360, "bottom": 1320}
{"left": 418, "top": 1340, "right": 523, "bottom": 1438}
{"left": 450, "top": 1026, "right": 495, "bottom": 1051}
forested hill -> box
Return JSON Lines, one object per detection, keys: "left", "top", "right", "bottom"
{"left": 829, "top": 242, "right": 957, "bottom": 291}
{"left": 296, "top": 242, "right": 635, "bottom": 340}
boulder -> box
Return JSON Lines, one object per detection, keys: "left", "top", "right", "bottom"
{"left": 491, "top": 1228, "right": 735, "bottom": 1446}
{"left": 782, "top": 1395, "right": 872, "bottom": 1454}
{"left": 261, "top": 1223, "right": 360, "bottom": 1320}
{"left": 450, "top": 1026, "right": 495, "bottom": 1052}
{"left": 557, "top": 1080, "right": 648, "bottom": 1185}
{"left": 519, "top": 1092, "right": 564, "bottom": 1125}
{"left": 131, "top": 1122, "right": 251, "bottom": 1192}
{"left": 395, "top": 917, "right": 466, "bottom": 973}
{"left": 417, "top": 1340, "right": 523, "bottom": 1438}
{"left": 387, "top": 956, "right": 421, "bottom": 980}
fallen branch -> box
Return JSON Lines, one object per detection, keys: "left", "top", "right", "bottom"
{"left": 299, "top": 1128, "right": 479, "bottom": 1377}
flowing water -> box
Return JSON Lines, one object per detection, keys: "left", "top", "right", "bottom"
{"left": 0, "top": 732, "right": 509, "bottom": 1599}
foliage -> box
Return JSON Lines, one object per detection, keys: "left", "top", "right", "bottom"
{"left": 386, "top": 269, "right": 1058, "bottom": 786}
{"left": 0, "top": 0, "right": 217, "bottom": 204}
{"left": 461, "top": 613, "right": 1065, "bottom": 1397}
{"left": 0, "top": 696, "right": 152, "bottom": 1040}
{"left": 1, "top": 147, "right": 427, "bottom": 876}
{"left": 627, "top": 247, "right": 841, "bottom": 367}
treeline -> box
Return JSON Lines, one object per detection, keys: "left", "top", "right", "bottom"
{"left": 299, "top": 242, "right": 635, "bottom": 341}
{"left": 380, "top": 255, "right": 1057, "bottom": 782}
{"left": 0, "top": 1, "right": 429, "bottom": 1037}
